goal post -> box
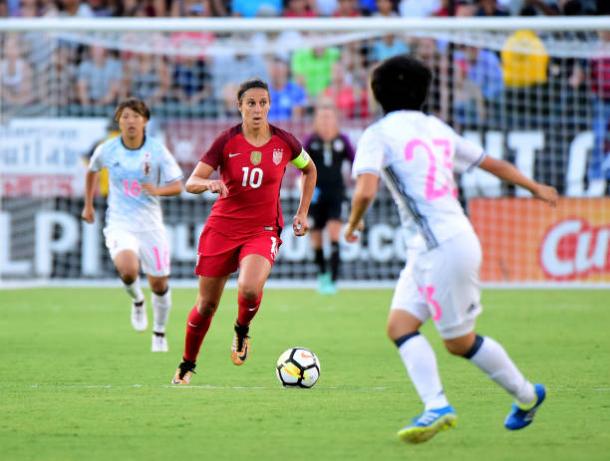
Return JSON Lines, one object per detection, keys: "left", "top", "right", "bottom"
{"left": 1, "top": 17, "right": 609, "bottom": 287}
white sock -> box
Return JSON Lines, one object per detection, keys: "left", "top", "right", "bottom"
{"left": 468, "top": 336, "right": 536, "bottom": 405}
{"left": 124, "top": 277, "right": 145, "bottom": 303}
{"left": 397, "top": 333, "right": 450, "bottom": 410}
{"left": 152, "top": 288, "right": 172, "bottom": 334}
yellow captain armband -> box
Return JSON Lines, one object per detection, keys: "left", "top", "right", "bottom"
{"left": 290, "top": 150, "right": 311, "bottom": 169}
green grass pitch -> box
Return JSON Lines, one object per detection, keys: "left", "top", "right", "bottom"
{"left": 0, "top": 287, "right": 608, "bottom": 461}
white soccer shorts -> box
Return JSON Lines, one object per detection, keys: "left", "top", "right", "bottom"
{"left": 103, "top": 226, "right": 171, "bottom": 277}
{"left": 391, "top": 230, "right": 483, "bottom": 339}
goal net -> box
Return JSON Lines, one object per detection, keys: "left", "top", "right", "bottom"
{"left": 1, "top": 17, "right": 609, "bottom": 287}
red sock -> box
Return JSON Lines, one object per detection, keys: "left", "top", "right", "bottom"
{"left": 236, "top": 292, "right": 263, "bottom": 327}
{"left": 183, "top": 306, "right": 212, "bottom": 363}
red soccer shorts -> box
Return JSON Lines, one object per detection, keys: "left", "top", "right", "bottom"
{"left": 195, "top": 225, "right": 282, "bottom": 277}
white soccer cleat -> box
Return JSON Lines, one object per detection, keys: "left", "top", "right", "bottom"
{"left": 131, "top": 300, "right": 148, "bottom": 332}
{"left": 151, "top": 333, "right": 169, "bottom": 352}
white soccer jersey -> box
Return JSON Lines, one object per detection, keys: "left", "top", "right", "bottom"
{"left": 353, "top": 110, "right": 485, "bottom": 249}
{"left": 89, "top": 136, "right": 183, "bottom": 232}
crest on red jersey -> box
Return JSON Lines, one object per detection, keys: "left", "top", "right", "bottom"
{"left": 250, "top": 151, "right": 262, "bottom": 165}
{"left": 272, "top": 148, "right": 283, "bottom": 165}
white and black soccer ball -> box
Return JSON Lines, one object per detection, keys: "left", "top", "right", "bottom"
{"left": 275, "top": 347, "right": 320, "bottom": 388}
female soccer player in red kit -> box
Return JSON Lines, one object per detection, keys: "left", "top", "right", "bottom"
{"left": 172, "top": 79, "right": 317, "bottom": 384}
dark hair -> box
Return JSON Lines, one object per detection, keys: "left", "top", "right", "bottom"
{"left": 237, "top": 79, "right": 269, "bottom": 103}
{"left": 114, "top": 98, "right": 150, "bottom": 122}
{"left": 370, "top": 54, "right": 432, "bottom": 114}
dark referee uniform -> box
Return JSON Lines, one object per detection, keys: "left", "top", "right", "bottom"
{"left": 304, "top": 132, "right": 354, "bottom": 229}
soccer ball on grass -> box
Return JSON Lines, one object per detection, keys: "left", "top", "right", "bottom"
{"left": 276, "top": 347, "right": 320, "bottom": 388}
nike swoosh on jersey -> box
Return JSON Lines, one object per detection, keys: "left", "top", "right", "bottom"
{"left": 228, "top": 153, "right": 242, "bottom": 158}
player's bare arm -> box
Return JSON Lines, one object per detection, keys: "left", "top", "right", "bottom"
{"left": 478, "top": 156, "right": 558, "bottom": 207}
{"left": 141, "top": 180, "right": 183, "bottom": 197}
{"left": 185, "top": 161, "right": 229, "bottom": 197}
{"left": 345, "top": 173, "right": 379, "bottom": 242}
{"left": 293, "top": 155, "right": 317, "bottom": 237}
{"left": 81, "top": 169, "right": 100, "bottom": 223}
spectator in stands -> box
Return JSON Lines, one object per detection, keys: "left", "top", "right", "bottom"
{"left": 562, "top": 0, "right": 598, "bottom": 15}
{"left": 283, "top": 0, "right": 316, "bottom": 16}
{"left": 251, "top": 29, "right": 303, "bottom": 61}
{"left": 315, "top": 0, "right": 337, "bottom": 15}
{"left": 44, "top": 0, "right": 94, "bottom": 16}
{"left": 371, "top": 35, "right": 410, "bottom": 62}
{"left": 267, "top": 57, "right": 308, "bottom": 121}
{"left": 323, "top": 61, "right": 369, "bottom": 119}
{"left": 123, "top": 52, "right": 170, "bottom": 106}
{"left": 414, "top": 37, "right": 449, "bottom": 119}
{"left": 333, "top": 0, "right": 361, "bottom": 16}
{"left": 13, "top": 0, "right": 39, "bottom": 16}
{"left": 455, "top": 0, "right": 477, "bottom": 16}
{"left": 0, "top": 35, "right": 34, "bottom": 107}
{"left": 458, "top": 45, "right": 504, "bottom": 127}
{"left": 373, "top": 0, "right": 397, "bottom": 16}
{"left": 172, "top": 54, "right": 211, "bottom": 108}
{"left": 358, "top": 0, "right": 378, "bottom": 14}
{"left": 206, "top": 0, "right": 228, "bottom": 16}
{"left": 88, "top": 0, "right": 113, "bottom": 16}
{"left": 77, "top": 45, "right": 122, "bottom": 108}
{"left": 211, "top": 48, "right": 269, "bottom": 115}
{"left": 171, "top": 0, "right": 208, "bottom": 16}
{"left": 500, "top": 8, "right": 549, "bottom": 129}
{"left": 433, "top": 0, "right": 451, "bottom": 15}
{"left": 168, "top": 1, "right": 215, "bottom": 64}
{"left": 0, "top": 0, "right": 7, "bottom": 16}
{"left": 587, "top": 30, "right": 610, "bottom": 196}
{"left": 399, "top": 0, "right": 440, "bottom": 16}
{"left": 231, "top": 0, "right": 282, "bottom": 17}
{"left": 475, "top": 0, "right": 510, "bottom": 16}
{"left": 519, "top": 0, "right": 560, "bottom": 15}
{"left": 42, "top": 46, "right": 78, "bottom": 110}
{"left": 14, "top": 0, "right": 36, "bottom": 15}
{"left": 452, "top": 55, "right": 486, "bottom": 129}
{"left": 292, "top": 46, "right": 341, "bottom": 98}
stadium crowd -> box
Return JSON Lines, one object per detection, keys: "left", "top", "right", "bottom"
{"left": 0, "top": 0, "right": 607, "bottom": 19}
{"left": 1, "top": 0, "right": 609, "bottom": 192}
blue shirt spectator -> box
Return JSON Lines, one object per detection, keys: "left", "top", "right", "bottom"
{"left": 462, "top": 47, "right": 504, "bottom": 102}
{"left": 231, "top": 0, "right": 282, "bottom": 17}
{"left": 269, "top": 81, "right": 307, "bottom": 121}
{"left": 268, "top": 57, "right": 307, "bottom": 121}
{"left": 372, "top": 35, "right": 410, "bottom": 62}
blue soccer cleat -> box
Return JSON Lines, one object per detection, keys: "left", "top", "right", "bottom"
{"left": 397, "top": 406, "right": 457, "bottom": 444}
{"left": 504, "top": 383, "right": 546, "bottom": 430}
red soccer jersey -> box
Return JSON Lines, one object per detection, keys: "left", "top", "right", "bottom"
{"left": 200, "top": 124, "right": 302, "bottom": 238}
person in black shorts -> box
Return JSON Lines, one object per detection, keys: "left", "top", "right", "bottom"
{"left": 305, "top": 99, "right": 354, "bottom": 294}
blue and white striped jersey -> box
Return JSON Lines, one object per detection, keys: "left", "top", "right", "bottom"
{"left": 89, "top": 136, "right": 183, "bottom": 232}
{"left": 353, "top": 111, "right": 485, "bottom": 250}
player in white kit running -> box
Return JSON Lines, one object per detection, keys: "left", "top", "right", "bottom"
{"left": 81, "top": 98, "right": 184, "bottom": 353}
{"left": 345, "top": 55, "right": 558, "bottom": 443}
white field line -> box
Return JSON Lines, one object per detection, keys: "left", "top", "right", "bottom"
{"left": 21, "top": 383, "right": 388, "bottom": 391}
{"left": 16, "top": 383, "right": 610, "bottom": 392}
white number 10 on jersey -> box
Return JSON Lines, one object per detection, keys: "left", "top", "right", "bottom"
{"left": 241, "top": 167, "right": 263, "bottom": 188}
